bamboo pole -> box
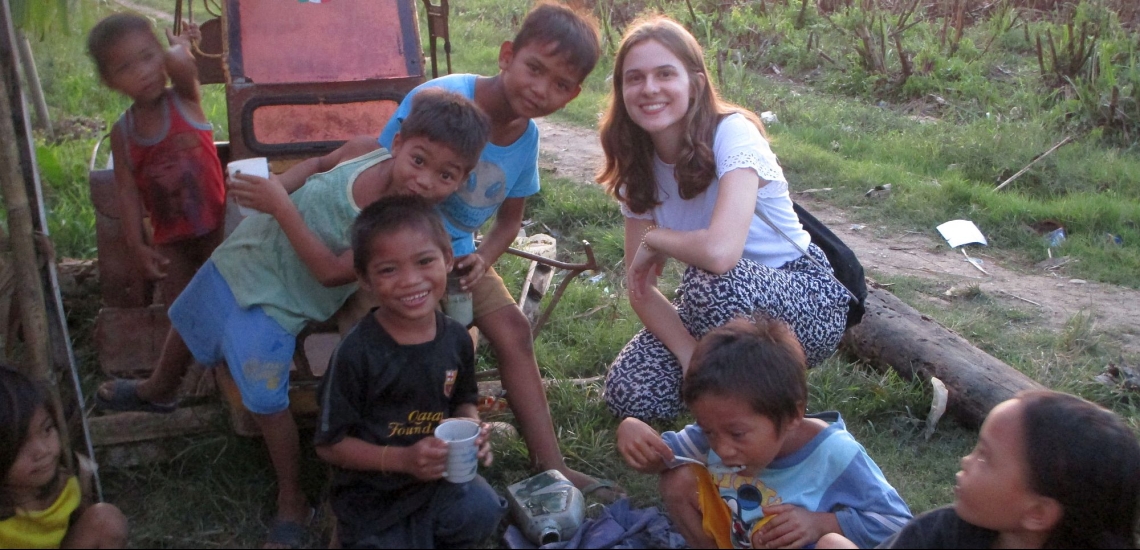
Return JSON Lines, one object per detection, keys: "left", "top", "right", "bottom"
{"left": 14, "top": 30, "right": 50, "bottom": 138}
{"left": 0, "top": 52, "right": 73, "bottom": 466}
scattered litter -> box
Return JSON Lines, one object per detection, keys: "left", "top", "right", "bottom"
{"left": 961, "top": 248, "right": 990, "bottom": 275}
{"left": 849, "top": 224, "right": 866, "bottom": 231}
{"left": 587, "top": 273, "right": 606, "bottom": 284}
{"left": 994, "top": 289, "right": 1043, "bottom": 307}
{"left": 760, "top": 111, "right": 779, "bottom": 125}
{"left": 864, "top": 184, "right": 892, "bottom": 199}
{"left": 1068, "top": 279, "right": 1087, "bottom": 285}
{"left": 924, "top": 377, "right": 949, "bottom": 441}
{"left": 1046, "top": 228, "right": 1066, "bottom": 247}
{"left": 1036, "top": 256, "right": 1076, "bottom": 271}
{"left": 943, "top": 285, "right": 980, "bottom": 299}
{"left": 795, "top": 187, "right": 833, "bottom": 194}
{"left": 1106, "top": 233, "right": 1124, "bottom": 245}
{"left": 937, "top": 220, "right": 988, "bottom": 248}
{"left": 830, "top": 140, "right": 841, "bottom": 151}
{"left": 1095, "top": 362, "right": 1140, "bottom": 393}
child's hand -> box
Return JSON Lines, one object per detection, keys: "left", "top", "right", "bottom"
{"left": 475, "top": 422, "right": 494, "bottom": 467}
{"left": 134, "top": 245, "right": 170, "bottom": 281}
{"left": 754, "top": 505, "right": 838, "bottom": 549}
{"left": 454, "top": 253, "right": 487, "bottom": 291}
{"left": 616, "top": 417, "right": 671, "bottom": 473}
{"left": 401, "top": 437, "right": 449, "bottom": 481}
{"left": 165, "top": 22, "right": 199, "bottom": 52}
{"left": 227, "top": 172, "right": 290, "bottom": 218}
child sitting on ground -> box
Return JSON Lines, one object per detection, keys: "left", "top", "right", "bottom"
{"left": 95, "top": 89, "right": 490, "bottom": 547}
{"left": 88, "top": 14, "right": 227, "bottom": 307}
{"left": 374, "top": 0, "right": 614, "bottom": 499}
{"left": 0, "top": 366, "right": 127, "bottom": 549}
{"left": 617, "top": 316, "right": 912, "bottom": 549}
{"left": 314, "top": 196, "right": 505, "bottom": 548}
{"left": 820, "top": 390, "right": 1140, "bottom": 549}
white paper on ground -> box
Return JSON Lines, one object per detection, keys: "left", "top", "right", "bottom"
{"left": 936, "top": 220, "right": 988, "bottom": 248}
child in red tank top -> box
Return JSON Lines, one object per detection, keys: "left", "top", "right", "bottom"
{"left": 88, "top": 14, "right": 226, "bottom": 307}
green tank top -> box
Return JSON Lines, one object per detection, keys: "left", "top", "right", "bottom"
{"left": 211, "top": 148, "right": 391, "bottom": 335}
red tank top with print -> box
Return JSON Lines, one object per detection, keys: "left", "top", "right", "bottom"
{"left": 120, "top": 91, "right": 226, "bottom": 245}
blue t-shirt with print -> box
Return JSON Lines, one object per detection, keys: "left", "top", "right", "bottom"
{"left": 378, "top": 74, "right": 540, "bottom": 257}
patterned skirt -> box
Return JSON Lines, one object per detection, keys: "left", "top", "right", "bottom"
{"left": 604, "top": 244, "right": 850, "bottom": 421}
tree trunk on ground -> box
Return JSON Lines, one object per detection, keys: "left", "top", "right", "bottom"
{"left": 841, "top": 284, "right": 1046, "bottom": 428}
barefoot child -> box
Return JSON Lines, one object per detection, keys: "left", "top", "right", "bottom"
{"left": 315, "top": 196, "right": 505, "bottom": 548}
{"left": 96, "top": 90, "right": 490, "bottom": 547}
{"left": 617, "top": 317, "right": 912, "bottom": 549}
{"left": 88, "top": 14, "right": 227, "bottom": 307}
{"left": 376, "top": 0, "right": 613, "bottom": 498}
{"left": 1, "top": 366, "right": 128, "bottom": 549}
{"left": 820, "top": 390, "right": 1140, "bottom": 549}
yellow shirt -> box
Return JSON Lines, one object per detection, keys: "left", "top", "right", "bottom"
{"left": 0, "top": 476, "right": 81, "bottom": 549}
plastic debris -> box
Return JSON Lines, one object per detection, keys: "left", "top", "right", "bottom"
{"left": 937, "top": 220, "right": 988, "bottom": 248}
{"left": 1106, "top": 233, "right": 1124, "bottom": 245}
{"left": 924, "top": 377, "right": 949, "bottom": 441}
{"left": 864, "top": 183, "right": 891, "bottom": 199}
{"left": 1046, "top": 228, "right": 1066, "bottom": 247}
{"left": 760, "top": 111, "right": 778, "bottom": 125}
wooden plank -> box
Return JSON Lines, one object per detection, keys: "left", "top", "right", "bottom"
{"left": 89, "top": 404, "right": 224, "bottom": 447}
{"left": 516, "top": 235, "right": 557, "bottom": 326}
{"left": 94, "top": 305, "right": 171, "bottom": 376}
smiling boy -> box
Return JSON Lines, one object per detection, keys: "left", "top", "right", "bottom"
{"left": 374, "top": 1, "right": 611, "bottom": 497}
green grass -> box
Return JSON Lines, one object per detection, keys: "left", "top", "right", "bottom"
{"left": 19, "top": 0, "right": 1140, "bottom": 547}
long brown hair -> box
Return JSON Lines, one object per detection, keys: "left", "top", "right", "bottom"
{"left": 597, "top": 15, "right": 765, "bottom": 215}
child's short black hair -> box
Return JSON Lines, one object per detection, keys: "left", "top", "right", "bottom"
{"left": 682, "top": 316, "right": 807, "bottom": 432}
{"left": 0, "top": 365, "right": 51, "bottom": 517}
{"left": 351, "top": 195, "right": 452, "bottom": 275}
{"left": 87, "top": 13, "right": 156, "bottom": 78}
{"left": 513, "top": 1, "right": 601, "bottom": 82}
{"left": 1018, "top": 390, "right": 1140, "bottom": 548}
{"left": 398, "top": 88, "right": 491, "bottom": 172}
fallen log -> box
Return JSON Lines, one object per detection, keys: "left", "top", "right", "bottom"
{"left": 841, "top": 284, "right": 1046, "bottom": 428}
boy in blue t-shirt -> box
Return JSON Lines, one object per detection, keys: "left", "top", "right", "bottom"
{"left": 376, "top": 1, "right": 610, "bottom": 496}
{"left": 617, "top": 316, "right": 912, "bottom": 549}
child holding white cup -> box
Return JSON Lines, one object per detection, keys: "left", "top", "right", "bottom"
{"left": 314, "top": 197, "right": 504, "bottom": 548}
{"left": 226, "top": 157, "right": 269, "bottom": 217}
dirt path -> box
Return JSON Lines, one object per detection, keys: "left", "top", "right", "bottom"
{"left": 534, "top": 118, "right": 1140, "bottom": 356}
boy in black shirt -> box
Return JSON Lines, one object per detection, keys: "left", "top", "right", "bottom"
{"left": 314, "top": 196, "right": 505, "bottom": 548}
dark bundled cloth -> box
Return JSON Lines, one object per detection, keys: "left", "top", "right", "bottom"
{"left": 503, "top": 498, "right": 687, "bottom": 550}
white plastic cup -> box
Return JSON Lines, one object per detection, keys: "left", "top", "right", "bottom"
{"left": 434, "top": 418, "right": 480, "bottom": 484}
{"left": 226, "top": 157, "right": 269, "bottom": 217}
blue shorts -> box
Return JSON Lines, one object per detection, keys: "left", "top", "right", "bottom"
{"left": 169, "top": 260, "right": 295, "bottom": 415}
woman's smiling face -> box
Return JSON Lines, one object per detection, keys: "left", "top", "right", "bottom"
{"left": 620, "top": 39, "right": 694, "bottom": 145}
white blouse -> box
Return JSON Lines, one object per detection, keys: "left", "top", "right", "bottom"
{"left": 622, "top": 113, "right": 810, "bottom": 268}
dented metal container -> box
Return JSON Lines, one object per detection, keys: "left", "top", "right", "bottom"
{"left": 506, "top": 469, "right": 585, "bottom": 545}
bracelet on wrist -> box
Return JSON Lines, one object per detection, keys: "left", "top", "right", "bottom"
{"left": 640, "top": 223, "right": 658, "bottom": 252}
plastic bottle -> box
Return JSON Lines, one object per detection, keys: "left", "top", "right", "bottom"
{"left": 506, "top": 469, "right": 585, "bottom": 545}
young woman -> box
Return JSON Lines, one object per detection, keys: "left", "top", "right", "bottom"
{"left": 598, "top": 16, "right": 850, "bottom": 421}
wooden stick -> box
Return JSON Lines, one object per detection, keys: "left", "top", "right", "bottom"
{"left": 994, "top": 136, "right": 1073, "bottom": 191}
